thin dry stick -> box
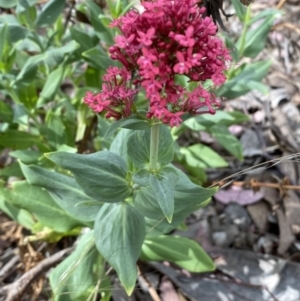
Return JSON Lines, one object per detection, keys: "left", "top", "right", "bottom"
{"left": 0, "top": 247, "right": 74, "bottom": 301}
{"left": 138, "top": 267, "right": 161, "bottom": 301}
{"left": 276, "top": 0, "right": 288, "bottom": 9}
{"left": 92, "top": 278, "right": 102, "bottom": 301}
{"left": 231, "top": 180, "right": 300, "bottom": 191}
{"left": 0, "top": 255, "right": 20, "bottom": 281}
{"left": 273, "top": 22, "right": 300, "bottom": 35}
{"left": 209, "top": 152, "right": 300, "bottom": 188}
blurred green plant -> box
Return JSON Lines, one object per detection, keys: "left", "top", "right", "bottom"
{"left": 0, "top": 0, "right": 281, "bottom": 299}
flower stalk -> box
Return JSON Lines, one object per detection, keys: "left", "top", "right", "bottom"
{"left": 149, "top": 124, "right": 160, "bottom": 170}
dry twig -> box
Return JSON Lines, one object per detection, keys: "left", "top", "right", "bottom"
{"left": 0, "top": 247, "right": 74, "bottom": 301}
{"left": 138, "top": 267, "right": 161, "bottom": 301}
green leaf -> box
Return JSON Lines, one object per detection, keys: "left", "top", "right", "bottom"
{"left": 103, "top": 115, "right": 150, "bottom": 139}
{"left": 94, "top": 202, "right": 145, "bottom": 295}
{"left": 141, "top": 235, "right": 215, "bottom": 273}
{"left": 149, "top": 167, "right": 178, "bottom": 222}
{"left": 237, "top": 12, "right": 280, "bottom": 58}
{"left": 184, "top": 144, "right": 228, "bottom": 168}
{"left": 127, "top": 125, "right": 174, "bottom": 168}
{"left": 70, "top": 27, "right": 99, "bottom": 51}
{"left": 41, "top": 112, "right": 68, "bottom": 149}
{"left": 218, "top": 60, "right": 271, "bottom": 99}
{"left": 0, "top": 101, "right": 13, "bottom": 123}
{"left": 0, "top": 181, "right": 80, "bottom": 232}
{"left": 227, "top": 111, "right": 250, "bottom": 124}
{"left": 85, "top": 0, "right": 113, "bottom": 44}
{"left": 44, "top": 41, "right": 80, "bottom": 68}
{"left": 230, "top": 0, "right": 247, "bottom": 22}
{"left": 133, "top": 185, "right": 165, "bottom": 220}
{"left": 35, "top": 0, "right": 66, "bottom": 27}
{"left": 85, "top": 66, "right": 101, "bottom": 88}
{"left": 198, "top": 111, "right": 236, "bottom": 126}
{"left": 0, "top": 183, "right": 35, "bottom": 229}
{"left": 0, "top": 123, "right": 9, "bottom": 132}
{"left": 82, "top": 46, "right": 115, "bottom": 70}
{"left": 37, "top": 66, "right": 67, "bottom": 106}
{"left": 144, "top": 167, "right": 216, "bottom": 237}
{"left": 14, "top": 53, "right": 47, "bottom": 86}
{"left": 6, "top": 24, "right": 28, "bottom": 42}
{"left": 110, "top": 129, "right": 133, "bottom": 165}
{"left": 210, "top": 125, "right": 243, "bottom": 160}
{"left": 0, "top": 0, "right": 18, "bottom": 8}
{"left": 184, "top": 111, "right": 238, "bottom": 131}
{"left": 0, "top": 130, "right": 44, "bottom": 150}
{"left": 223, "top": 32, "right": 240, "bottom": 62}
{"left": 173, "top": 167, "right": 216, "bottom": 212}
{"left": 183, "top": 117, "right": 206, "bottom": 131}
{"left": 0, "top": 162, "right": 23, "bottom": 177}
{"left": 50, "top": 231, "right": 103, "bottom": 301}
{"left": 10, "top": 149, "right": 42, "bottom": 164}
{"left": 12, "top": 103, "right": 29, "bottom": 125}
{"left": 46, "top": 151, "right": 130, "bottom": 203}
{"left": 20, "top": 163, "right": 102, "bottom": 222}
{"left": 0, "top": 24, "right": 9, "bottom": 65}
{"left": 16, "top": 83, "right": 38, "bottom": 109}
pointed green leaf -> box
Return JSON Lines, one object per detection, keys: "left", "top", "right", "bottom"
{"left": 0, "top": 183, "right": 35, "bottom": 230}
{"left": 141, "top": 236, "right": 215, "bottom": 272}
{"left": 35, "top": 0, "right": 66, "bottom": 27}
{"left": 70, "top": 27, "right": 98, "bottom": 51}
{"left": 127, "top": 125, "right": 174, "bottom": 168}
{"left": 94, "top": 203, "right": 145, "bottom": 295}
{"left": 133, "top": 185, "right": 165, "bottom": 220}
{"left": 230, "top": 0, "right": 247, "bottom": 22}
{"left": 14, "top": 53, "right": 47, "bottom": 86}
{"left": 238, "top": 14, "right": 278, "bottom": 58}
{"left": 110, "top": 129, "right": 133, "bottom": 166}
{"left": 46, "top": 151, "right": 130, "bottom": 203}
{"left": 145, "top": 167, "right": 216, "bottom": 237}
{"left": 149, "top": 167, "right": 178, "bottom": 222}
{"left": 103, "top": 115, "right": 150, "bottom": 139}
{"left": 37, "top": 66, "right": 67, "bottom": 106}
{"left": 0, "top": 101, "right": 13, "bottom": 123}
{"left": 0, "top": 130, "right": 45, "bottom": 150}
{"left": 217, "top": 60, "right": 271, "bottom": 98}
{"left": 20, "top": 163, "right": 102, "bottom": 222}
{"left": 210, "top": 125, "right": 243, "bottom": 160}
{"left": 85, "top": 0, "right": 113, "bottom": 44}
{"left": 174, "top": 168, "right": 216, "bottom": 211}
{"left": 10, "top": 149, "right": 42, "bottom": 164}
{"left": 187, "top": 144, "right": 228, "bottom": 168}
{"left": 0, "top": 181, "right": 80, "bottom": 232}
{"left": 50, "top": 231, "right": 103, "bottom": 301}
{"left": 0, "top": 0, "right": 18, "bottom": 8}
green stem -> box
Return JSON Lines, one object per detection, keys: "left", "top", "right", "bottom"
{"left": 239, "top": 6, "right": 252, "bottom": 58}
{"left": 227, "top": 6, "right": 252, "bottom": 80}
{"left": 149, "top": 124, "right": 160, "bottom": 170}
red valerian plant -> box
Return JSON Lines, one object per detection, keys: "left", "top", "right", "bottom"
{"left": 17, "top": 0, "right": 232, "bottom": 297}
{"left": 84, "top": 0, "right": 230, "bottom": 127}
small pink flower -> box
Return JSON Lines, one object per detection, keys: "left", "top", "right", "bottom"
{"left": 173, "top": 26, "right": 195, "bottom": 47}
{"left": 137, "top": 28, "right": 156, "bottom": 46}
{"left": 173, "top": 52, "right": 192, "bottom": 74}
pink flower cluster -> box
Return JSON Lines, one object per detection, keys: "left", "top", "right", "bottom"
{"left": 84, "top": 67, "right": 137, "bottom": 119}
{"left": 84, "top": 0, "right": 230, "bottom": 126}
